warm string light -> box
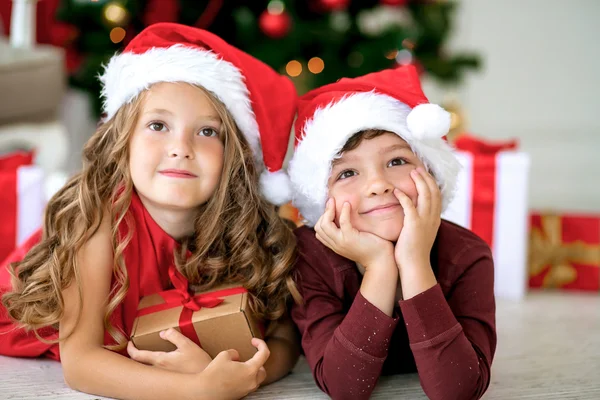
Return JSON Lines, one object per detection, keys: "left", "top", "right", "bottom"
{"left": 286, "top": 60, "right": 302, "bottom": 77}
{"left": 308, "top": 57, "right": 324, "bottom": 74}
{"left": 385, "top": 50, "right": 398, "bottom": 60}
{"left": 110, "top": 27, "right": 126, "bottom": 43}
{"left": 104, "top": 2, "right": 128, "bottom": 26}
{"left": 286, "top": 57, "right": 326, "bottom": 77}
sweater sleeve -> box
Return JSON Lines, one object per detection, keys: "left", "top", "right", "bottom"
{"left": 398, "top": 243, "right": 497, "bottom": 400}
{"left": 290, "top": 230, "right": 399, "bottom": 400}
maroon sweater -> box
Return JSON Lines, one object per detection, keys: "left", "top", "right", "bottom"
{"left": 290, "top": 220, "right": 496, "bottom": 400}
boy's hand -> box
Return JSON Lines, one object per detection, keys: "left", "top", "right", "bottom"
{"left": 393, "top": 168, "right": 441, "bottom": 271}
{"left": 315, "top": 197, "right": 394, "bottom": 269}
{"left": 127, "top": 328, "right": 212, "bottom": 374}
{"left": 192, "top": 338, "right": 270, "bottom": 400}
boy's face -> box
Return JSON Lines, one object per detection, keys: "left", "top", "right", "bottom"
{"left": 327, "top": 132, "right": 426, "bottom": 242}
{"left": 129, "top": 82, "right": 224, "bottom": 214}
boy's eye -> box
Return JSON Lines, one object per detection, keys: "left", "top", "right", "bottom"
{"left": 148, "top": 122, "right": 166, "bottom": 132}
{"left": 199, "top": 127, "right": 218, "bottom": 137}
{"left": 388, "top": 158, "right": 407, "bottom": 167}
{"left": 337, "top": 170, "right": 356, "bottom": 180}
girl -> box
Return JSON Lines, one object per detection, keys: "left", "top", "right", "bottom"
{"left": 287, "top": 66, "right": 496, "bottom": 400}
{"left": 1, "top": 23, "right": 300, "bottom": 400}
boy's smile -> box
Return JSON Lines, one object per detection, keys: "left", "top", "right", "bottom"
{"left": 327, "top": 132, "right": 426, "bottom": 242}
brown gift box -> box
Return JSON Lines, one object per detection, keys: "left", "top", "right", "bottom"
{"left": 131, "top": 285, "right": 263, "bottom": 362}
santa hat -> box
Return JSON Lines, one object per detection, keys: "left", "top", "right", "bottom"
{"left": 99, "top": 23, "right": 295, "bottom": 205}
{"left": 288, "top": 65, "right": 461, "bottom": 226}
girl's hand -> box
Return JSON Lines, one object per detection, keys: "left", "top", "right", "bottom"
{"left": 393, "top": 168, "right": 442, "bottom": 271}
{"left": 315, "top": 197, "right": 395, "bottom": 269}
{"left": 127, "top": 328, "right": 212, "bottom": 374}
{"left": 192, "top": 338, "right": 270, "bottom": 400}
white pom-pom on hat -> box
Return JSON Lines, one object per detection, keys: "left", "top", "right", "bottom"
{"left": 406, "top": 103, "right": 451, "bottom": 139}
{"left": 259, "top": 170, "right": 292, "bottom": 206}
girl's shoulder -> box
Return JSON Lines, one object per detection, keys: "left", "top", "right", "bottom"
{"left": 77, "top": 209, "right": 114, "bottom": 267}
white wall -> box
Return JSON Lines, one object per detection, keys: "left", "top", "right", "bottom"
{"left": 431, "top": 0, "right": 600, "bottom": 213}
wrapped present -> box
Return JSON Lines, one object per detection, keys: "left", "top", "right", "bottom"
{"left": 442, "top": 134, "right": 531, "bottom": 300}
{"left": 0, "top": 151, "right": 45, "bottom": 262}
{"left": 131, "top": 266, "right": 263, "bottom": 361}
{"left": 0, "top": 119, "right": 70, "bottom": 200}
{"left": 528, "top": 213, "right": 600, "bottom": 292}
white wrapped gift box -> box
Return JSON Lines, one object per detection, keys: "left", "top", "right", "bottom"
{"left": 442, "top": 137, "right": 531, "bottom": 300}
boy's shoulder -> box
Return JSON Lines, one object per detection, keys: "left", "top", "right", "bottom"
{"left": 435, "top": 219, "right": 493, "bottom": 273}
{"left": 438, "top": 219, "right": 491, "bottom": 250}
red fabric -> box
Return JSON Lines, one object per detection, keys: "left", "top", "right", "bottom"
{"left": 291, "top": 221, "right": 497, "bottom": 400}
{"left": 454, "top": 135, "right": 518, "bottom": 247}
{"left": 294, "top": 65, "right": 429, "bottom": 146}
{"left": 0, "top": 191, "right": 179, "bottom": 360}
{"left": 528, "top": 213, "right": 600, "bottom": 291}
{"left": 0, "top": 151, "right": 35, "bottom": 263}
{"left": 121, "top": 23, "right": 297, "bottom": 174}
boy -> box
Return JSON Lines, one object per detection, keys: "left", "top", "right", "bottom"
{"left": 287, "top": 65, "right": 496, "bottom": 400}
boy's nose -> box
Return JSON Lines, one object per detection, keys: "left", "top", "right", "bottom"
{"left": 366, "top": 175, "right": 394, "bottom": 196}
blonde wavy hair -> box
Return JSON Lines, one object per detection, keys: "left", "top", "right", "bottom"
{"left": 2, "top": 84, "right": 300, "bottom": 350}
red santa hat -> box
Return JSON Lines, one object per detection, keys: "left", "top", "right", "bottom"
{"left": 288, "top": 65, "right": 461, "bottom": 226}
{"left": 99, "top": 23, "right": 295, "bottom": 205}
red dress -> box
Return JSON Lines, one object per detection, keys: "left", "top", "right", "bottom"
{"left": 0, "top": 192, "right": 176, "bottom": 361}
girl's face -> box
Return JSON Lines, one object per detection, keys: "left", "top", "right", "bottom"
{"left": 129, "top": 82, "right": 224, "bottom": 214}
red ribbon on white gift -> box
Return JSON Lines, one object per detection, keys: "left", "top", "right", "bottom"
{"left": 454, "top": 135, "right": 518, "bottom": 247}
{"left": 0, "top": 151, "right": 39, "bottom": 263}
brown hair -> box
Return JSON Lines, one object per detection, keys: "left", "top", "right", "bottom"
{"left": 2, "top": 85, "right": 300, "bottom": 350}
{"left": 339, "top": 129, "right": 389, "bottom": 154}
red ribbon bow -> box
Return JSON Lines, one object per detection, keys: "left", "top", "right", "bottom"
{"left": 136, "top": 265, "right": 247, "bottom": 348}
{"left": 454, "top": 134, "right": 518, "bottom": 155}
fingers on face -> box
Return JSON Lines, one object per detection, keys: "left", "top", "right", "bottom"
{"left": 393, "top": 188, "right": 416, "bottom": 218}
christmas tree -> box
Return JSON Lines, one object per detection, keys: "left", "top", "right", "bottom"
{"left": 44, "top": 0, "right": 480, "bottom": 116}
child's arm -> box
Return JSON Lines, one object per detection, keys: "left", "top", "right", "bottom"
{"left": 261, "top": 315, "right": 300, "bottom": 385}
{"left": 316, "top": 198, "right": 398, "bottom": 316}
{"left": 393, "top": 168, "right": 496, "bottom": 400}
{"left": 290, "top": 227, "right": 399, "bottom": 400}
{"left": 59, "top": 215, "right": 268, "bottom": 400}
{"left": 398, "top": 246, "right": 495, "bottom": 400}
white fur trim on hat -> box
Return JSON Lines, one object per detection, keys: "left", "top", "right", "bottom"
{"left": 288, "top": 91, "right": 461, "bottom": 227}
{"left": 259, "top": 169, "right": 292, "bottom": 206}
{"left": 99, "top": 44, "right": 260, "bottom": 157}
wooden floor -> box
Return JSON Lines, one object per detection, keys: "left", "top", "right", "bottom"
{"left": 1, "top": 291, "right": 599, "bottom": 399}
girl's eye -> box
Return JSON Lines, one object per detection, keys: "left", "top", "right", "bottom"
{"left": 388, "top": 158, "right": 407, "bottom": 167}
{"left": 337, "top": 170, "right": 357, "bottom": 180}
{"left": 199, "top": 127, "right": 218, "bottom": 137}
{"left": 149, "top": 122, "right": 166, "bottom": 132}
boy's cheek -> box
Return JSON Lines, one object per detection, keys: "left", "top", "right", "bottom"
{"left": 396, "top": 180, "right": 418, "bottom": 202}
